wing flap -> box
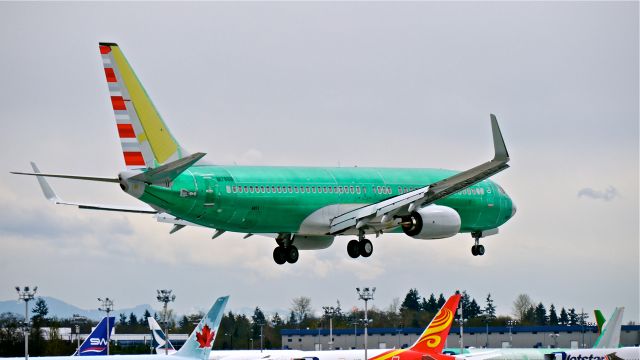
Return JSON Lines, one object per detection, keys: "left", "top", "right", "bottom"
{"left": 329, "top": 114, "right": 510, "bottom": 235}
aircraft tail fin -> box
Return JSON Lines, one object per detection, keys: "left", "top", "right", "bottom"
{"left": 74, "top": 316, "right": 115, "bottom": 356}
{"left": 593, "top": 307, "right": 624, "bottom": 348}
{"left": 175, "top": 296, "right": 228, "bottom": 360}
{"left": 148, "top": 316, "right": 176, "bottom": 354}
{"left": 409, "top": 293, "right": 461, "bottom": 354}
{"left": 594, "top": 310, "right": 606, "bottom": 335}
{"left": 98, "top": 42, "right": 189, "bottom": 170}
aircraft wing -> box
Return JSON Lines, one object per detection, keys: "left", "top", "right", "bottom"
{"left": 329, "top": 114, "right": 510, "bottom": 235}
{"left": 22, "top": 162, "right": 157, "bottom": 214}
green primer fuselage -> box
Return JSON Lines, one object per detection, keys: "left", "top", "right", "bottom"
{"left": 138, "top": 165, "right": 515, "bottom": 235}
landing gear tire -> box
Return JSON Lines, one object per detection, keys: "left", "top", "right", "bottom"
{"left": 471, "top": 244, "right": 486, "bottom": 257}
{"left": 285, "top": 246, "right": 299, "bottom": 264}
{"left": 347, "top": 240, "right": 360, "bottom": 258}
{"left": 273, "top": 247, "right": 287, "bottom": 265}
{"left": 359, "top": 239, "right": 373, "bottom": 257}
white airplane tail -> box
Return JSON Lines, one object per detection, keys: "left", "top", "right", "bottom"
{"left": 148, "top": 316, "right": 176, "bottom": 354}
{"left": 593, "top": 307, "right": 624, "bottom": 348}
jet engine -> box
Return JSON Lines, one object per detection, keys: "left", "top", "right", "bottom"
{"left": 401, "top": 205, "right": 461, "bottom": 240}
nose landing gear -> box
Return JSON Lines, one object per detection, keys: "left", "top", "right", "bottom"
{"left": 471, "top": 233, "right": 486, "bottom": 256}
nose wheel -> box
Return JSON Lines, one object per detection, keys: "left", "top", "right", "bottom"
{"left": 471, "top": 236, "right": 486, "bottom": 256}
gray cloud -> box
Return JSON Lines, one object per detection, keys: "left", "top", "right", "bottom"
{"left": 578, "top": 186, "right": 619, "bottom": 201}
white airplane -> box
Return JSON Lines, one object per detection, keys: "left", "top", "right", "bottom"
{"left": 4, "top": 296, "right": 228, "bottom": 360}
{"left": 545, "top": 348, "right": 640, "bottom": 360}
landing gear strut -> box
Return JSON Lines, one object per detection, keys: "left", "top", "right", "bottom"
{"left": 471, "top": 235, "right": 485, "bottom": 256}
{"left": 347, "top": 233, "right": 373, "bottom": 259}
{"left": 273, "top": 235, "right": 299, "bottom": 264}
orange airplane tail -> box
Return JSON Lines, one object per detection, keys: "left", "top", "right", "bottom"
{"left": 409, "top": 293, "right": 461, "bottom": 354}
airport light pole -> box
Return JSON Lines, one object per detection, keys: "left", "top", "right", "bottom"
{"left": 507, "top": 320, "right": 517, "bottom": 348}
{"left": 356, "top": 287, "right": 375, "bottom": 360}
{"left": 72, "top": 314, "right": 86, "bottom": 354}
{"left": 350, "top": 318, "right": 358, "bottom": 348}
{"left": 457, "top": 307, "right": 467, "bottom": 353}
{"left": 16, "top": 286, "right": 37, "bottom": 360}
{"left": 98, "top": 298, "right": 114, "bottom": 355}
{"left": 256, "top": 321, "right": 265, "bottom": 352}
{"left": 156, "top": 290, "right": 176, "bottom": 355}
{"left": 323, "top": 306, "right": 338, "bottom": 349}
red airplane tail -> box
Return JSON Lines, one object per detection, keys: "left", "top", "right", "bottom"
{"left": 409, "top": 293, "right": 461, "bottom": 354}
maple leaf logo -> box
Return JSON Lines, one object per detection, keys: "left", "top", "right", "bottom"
{"left": 196, "top": 324, "right": 215, "bottom": 348}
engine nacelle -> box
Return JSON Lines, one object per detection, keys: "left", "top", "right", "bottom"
{"left": 401, "top": 205, "right": 461, "bottom": 240}
{"left": 292, "top": 235, "right": 335, "bottom": 250}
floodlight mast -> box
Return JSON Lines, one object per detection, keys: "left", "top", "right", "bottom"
{"left": 322, "top": 306, "right": 338, "bottom": 349}
{"left": 356, "top": 287, "right": 375, "bottom": 360}
{"left": 16, "top": 286, "right": 37, "bottom": 360}
{"left": 156, "top": 289, "right": 176, "bottom": 355}
{"left": 98, "top": 297, "right": 114, "bottom": 355}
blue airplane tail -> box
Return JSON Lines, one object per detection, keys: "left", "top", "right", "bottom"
{"left": 175, "top": 296, "right": 228, "bottom": 360}
{"left": 74, "top": 316, "right": 115, "bottom": 356}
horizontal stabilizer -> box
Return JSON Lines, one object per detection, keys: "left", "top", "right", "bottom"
{"left": 19, "top": 162, "right": 157, "bottom": 214}
{"left": 130, "top": 152, "right": 206, "bottom": 185}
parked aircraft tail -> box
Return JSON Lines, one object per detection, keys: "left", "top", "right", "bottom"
{"left": 148, "top": 316, "right": 176, "bottom": 354}
{"left": 73, "top": 316, "right": 115, "bottom": 356}
{"left": 594, "top": 310, "right": 606, "bottom": 335}
{"left": 98, "top": 42, "right": 190, "bottom": 170}
{"left": 175, "top": 296, "right": 229, "bottom": 360}
{"left": 409, "top": 293, "right": 461, "bottom": 354}
{"left": 594, "top": 307, "right": 624, "bottom": 348}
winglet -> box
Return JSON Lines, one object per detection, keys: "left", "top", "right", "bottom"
{"left": 490, "top": 114, "right": 509, "bottom": 162}
{"left": 30, "top": 162, "right": 61, "bottom": 203}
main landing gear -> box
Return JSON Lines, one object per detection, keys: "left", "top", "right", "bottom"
{"left": 347, "top": 233, "right": 373, "bottom": 259}
{"left": 273, "top": 234, "right": 299, "bottom": 265}
{"left": 471, "top": 235, "right": 486, "bottom": 256}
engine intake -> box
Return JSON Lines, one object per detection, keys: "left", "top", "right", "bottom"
{"left": 401, "top": 205, "right": 461, "bottom": 240}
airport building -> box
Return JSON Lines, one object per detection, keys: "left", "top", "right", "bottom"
{"left": 281, "top": 325, "right": 640, "bottom": 351}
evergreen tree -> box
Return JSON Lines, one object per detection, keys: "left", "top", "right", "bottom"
{"left": 484, "top": 294, "right": 497, "bottom": 321}
{"left": 31, "top": 298, "right": 49, "bottom": 326}
{"left": 128, "top": 313, "right": 138, "bottom": 326}
{"left": 271, "top": 312, "right": 283, "bottom": 327}
{"left": 559, "top": 307, "right": 569, "bottom": 325}
{"left": 287, "top": 310, "right": 297, "bottom": 326}
{"left": 460, "top": 291, "right": 471, "bottom": 316}
{"left": 400, "top": 289, "right": 421, "bottom": 312}
{"left": 119, "top": 313, "right": 127, "bottom": 326}
{"left": 467, "top": 298, "right": 482, "bottom": 319}
{"left": 568, "top": 308, "right": 578, "bottom": 325}
{"left": 425, "top": 294, "right": 438, "bottom": 314}
{"left": 251, "top": 307, "right": 267, "bottom": 339}
{"left": 534, "top": 303, "right": 548, "bottom": 325}
{"left": 437, "top": 294, "right": 446, "bottom": 308}
{"left": 142, "top": 310, "right": 152, "bottom": 322}
{"left": 548, "top": 304, "right": 558, "bottom": 325}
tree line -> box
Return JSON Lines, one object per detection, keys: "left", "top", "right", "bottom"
{"left": 0, "top": 291, "right": 599, "bottom": 355}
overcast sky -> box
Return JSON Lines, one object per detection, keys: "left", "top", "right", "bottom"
{"left": 0, "top": 2, "right": 637, "bottom": 323}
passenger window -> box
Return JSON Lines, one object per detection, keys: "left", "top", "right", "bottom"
{"left": 288, "top": 186, "right": 292, "bottom": 193}
{"left": 249, "top": 186, "right": 254, "bottom": 193}
{"left": 260, "top": 186, "right": 265, "bottom": 193}
{"left": 266, "top": 186, "right": 271, "bottom": 193}
{"left": 294, "top": 186, "right": 299, "bottom": 193}
{"left": 356, "top": 186, "right": 361, "bottom": 194}
{"left": 226, "top": 185, "right": 231, "bottom": 193}
{"left": 350, "top": 186, "right": 354, "bottom": 193}
{"left": 323, "top": 186, "right": 327, "bottom": 193}
{"left": 377, "top": 186, "right": 381, "bottom": 194}
{"left": 306, "top": 186, "right": 310, "bottom": 193}
{"left": 232, "top": 185, "right": 237, "bottom": 193}
{"left": 328, "top": 187, "right": 333, "bottom": 193}
{"left": 238, "top": 186, "right": 243, "bottom": 193}
{"left": 277, "top": 186, "right": 282, "bottom": 193}
{"left": 244, "top": 186, "right": 248, "bottom": 193}
{"left": 312, "top": 186, "right": 316, "bottom": 193}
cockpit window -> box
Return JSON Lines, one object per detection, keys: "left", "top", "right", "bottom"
{"left": 497, "top": 184, "right": 506, "bottom": 194}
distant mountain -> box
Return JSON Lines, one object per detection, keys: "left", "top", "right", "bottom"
{"left": 0, "top": 296, "right": 155, "bottom": 321}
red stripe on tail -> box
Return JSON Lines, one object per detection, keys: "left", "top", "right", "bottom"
{"left": 117, "top": 124, "right": 136, "bottom": 138}
{"left": 111, "top": 96, "right": 126, "bottom": 111}
{"left": 123, "top": 152, "right": 145, "bottom": 166}
{"left": 104, "top": 68, "right": 117, "bottom": 82}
